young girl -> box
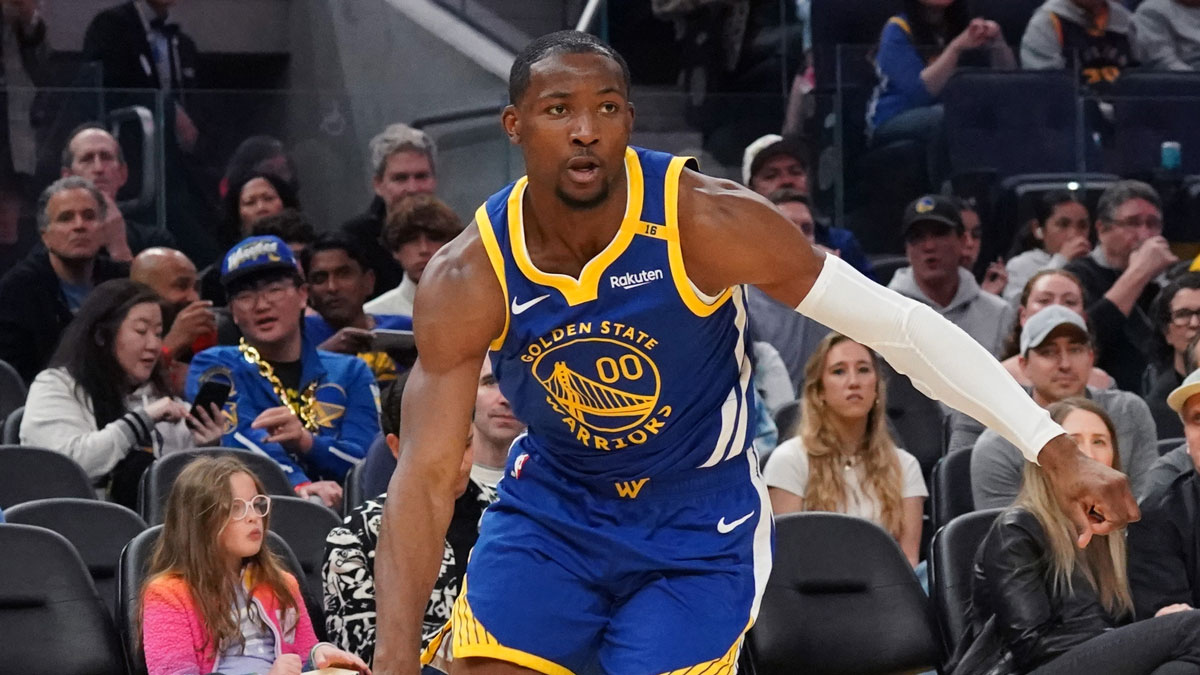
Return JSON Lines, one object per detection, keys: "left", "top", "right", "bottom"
{"left": 956, "top": 398, "right": 1200, "bottom": 674}
{"left": 764, "top": 333, "right": 927, "bottom": 567}
{"left": 1003, "top": 191, "right": 1093, "bottom": 303}
{"left": 140, "top": 456, "right": 369, "bottom": 675}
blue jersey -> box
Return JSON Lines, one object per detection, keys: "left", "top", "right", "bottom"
{"left": 478, "top": 146, "right": 756, "bottom": 482}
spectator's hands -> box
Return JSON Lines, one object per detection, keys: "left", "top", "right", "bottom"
{"left": 318, "top": 327, "right": 375, "bottom": 355}
{"left": 99, "top": 193, "right": 133, "bottom": 262}
{"left": 953, "top": 19, "right": 1002, "bottom": 52}
{"left": 313, "top": 643, "right": 371, "bottom": 673}
{"left": 186, "top": 402, "right": 225, "bottom": 446}
{"left": 1058, "top": 235, "right": 1092, "bottom": 261}
{"left": 1039, "top": 434, "right": 1139, "bottom": 548}
{"left": 267, "top": 654, "right": 303, "bottom": 675}
{"left": 296, "top": 481, "right": 343, "bottom": 509}
{"left": 251, "top": 406, "right": 314, "bottom": 454}
{"left": 174, "top": 104, "right": 198, "bottom": 154}
{"left": 162, "top": 300, "right": 216, "bottom": 358}
{"left": 1127, "top": 236, "right": 1178, "bottom": 281}
{"left": 1156, "top": 603, "right": 1193, "bottom": 617}
{"left": 144, "top": 397, "right": 189, "bottom": 423}
{"left": 981, "top": 258, "right": 1008, "bottom": 296}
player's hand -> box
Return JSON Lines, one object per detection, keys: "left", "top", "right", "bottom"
{"left": 296, "top": 480, "right": 343, "bottom": 509}
{"left": 318, "top": 326, "right": 375, "bottom": 354}
{"left": 162, "top": 300, "right": 216, "bottom": 358}
{"left": 186, "top": 402, "right": 225, "bottom": 446}
{"left": 1058, "top": 235, "right": 1092, "bottom": 261}
{"left": 313, "top": 644, "right": 371, "bottom": 673}
{"left": 251, "top": 406, "right": 314, "bottom": 453}
{"left": 1039, "top": 434, "right": 1139, "bottom": 548}
{"left": 267, "top": 654, "right": 303, "bottom": 675}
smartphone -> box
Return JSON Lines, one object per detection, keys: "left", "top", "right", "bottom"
{"left": 189, "top": 379, "right": 231, "bottom": 418}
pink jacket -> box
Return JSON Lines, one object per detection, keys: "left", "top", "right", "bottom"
{"left": 141, "top": 571, "right": 318, "bottom": 675}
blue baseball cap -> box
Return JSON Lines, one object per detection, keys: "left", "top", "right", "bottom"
{"left": 220, "top": 235, "right": 300, "bottom": 289}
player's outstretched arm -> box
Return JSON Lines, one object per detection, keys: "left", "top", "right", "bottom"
{"left": 374, "top": 225, "right": 505, "bottom": 675}
{"left": 675, "top": 169, "right": 1138, "bottom": 541}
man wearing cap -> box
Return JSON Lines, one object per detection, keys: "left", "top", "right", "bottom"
{"left": 889, "top": 194, "right": 1014, "bottom": 355}
{"left": 972, "top": 305, "right": 1158, "bottom": 508}
{"left": 364, "top": 194, "right": 462, "bottom": 318}
{"left": 1128, "top": 365, "right": 1200, "bottom": 619}
{"left": 742, "top": 133, "right": 874, "bottom": 279}
{"left": 185, "top": 235, "right": 382, "bottom": 509}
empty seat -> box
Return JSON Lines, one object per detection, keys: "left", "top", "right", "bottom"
{"left": 0, "top": 444, "right": 96, "bottom": 508}
{"left": 268, "top": 494, "right": 343, "bottom": 638}
{"left": 1110, "top": 71, "right": 1200, "bottom": 175}
{"left": 931, "top": 448, "right": 975, "bottom": 537}
{"left": 0, "top": 358, "right": 25, "bottom": 423}
{"left": 929, "top": 508, "right": 1003, "bottom": 662}
{"left": 4, "top": 498, "right": 146, "bottom": 620}
{"left": 1, "top": 406, "right": 21, "bottom": 445}
{"left": 810, "top": 0, "right": 902, "bottom": 88}
{"left": 747, "top": 512, "right": 940, "bottom": 674}
{"left": 0, "top": 523, "right": 127, "bottom": 674}
{"left": 139, "top": 448, "right": 293, "bottom": 524}
{"left": 342, "top": 461, "right": 366, "bottom": 516}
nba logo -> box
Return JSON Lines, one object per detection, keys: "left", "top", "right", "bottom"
{"left": 511, "top": 453, "right": 530, "bottom": 480}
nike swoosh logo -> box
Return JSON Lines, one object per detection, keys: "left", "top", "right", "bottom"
{"left": 717, "top": 511, "right": 755, "bottom": 534}
{"left": 511, "top": 294, "right": 550, "bottom": 315}
{"left": 621, "top": 281, "right": 652, "bottom": 289}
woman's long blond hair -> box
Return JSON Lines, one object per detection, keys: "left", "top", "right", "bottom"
{"left": 137, "top": 456, "right": 298, "bottom": 658}
{"left": 797, "top": 333, "right": 905, "bottom": 539}
{"left": 1015, "top": 397, "right": 1133, "bottom": 618}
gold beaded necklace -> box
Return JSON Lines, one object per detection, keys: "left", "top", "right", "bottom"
{"left": 238, "top": 339, "right": 319, "bottom": 431}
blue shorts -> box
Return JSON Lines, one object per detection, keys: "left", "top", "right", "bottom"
{"left": 425, "top": 444, "right": 773, "bottom": 674}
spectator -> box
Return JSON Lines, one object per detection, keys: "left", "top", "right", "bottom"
{"left": 301, "top": 232, "right": 412, "bottom": 385}
{"left": 140, "top": 456, "right": 367, "bottom": 675}
{"left": 1064, "top": 180, "right": 1177, "bottom": 393}
{"left": 364, "top": 194, "right": 462, "bottom": 318}
{"left": 868, "top": 1, "right": 1014, "bottom": 185}
{"left": 1004, "top": 190, "right": 1093, "bottom": 303}
{"left": 468, "top": 357, "right": 525, "bottom": 490}
{"left": 0, "top": 0, "right": 47, "bottom": 183}
{"left": 764, "top": 333, "right": 927, "bottom": 567}
{"left": 1135, "top": 0, "right": 1200, "bottom": 70}
{"left": 201, "top": 174, "right": 301, "bottom": 306}
{"left": 1145, "top": 274, "right": 1200, "bottom": 438}
{"left": 343, "top": 123, "right": 437, "bottom": 299}
{"left": 323, "top": 376, "right": 497, "bottom": 666}
{"left": 743, "top": 137, "right": 873, "bottom": 279}
{"left": 971, "top": 305, "right": 1157, "bottom": 507}
{"left": 130, "top": 247, "right": 216, "bottom": 393}
{"left": 185, "top": 235, "right": 381, "bottom": 509}
{"left": 356, "top": 373, "right": 407, "bottom": 502}
{"left": 1022, "top": 0, "right": 1144, "bottom": 86}
{"left": 889, "top": 195, "right": 1014, "bottom": 356}
{"left": 19, "top": 279, "right": 223, "bottom": 506}
{"left": 957, "top": 197, "right": 1007, "bottom": 297}
{"left": 220, "top": 135, "right": 297, "bottom": 198}
{"left": 1129, "top": 367, "right": 1200, "bottom": 620}
{"left": 1141, "top": 354, "right": 1200, "bottom": 497}
{"left": 0, "top": 176, "right": 128, "bottom": 383}
{"left": 61, "top": 123, "right": 176, "bottom": 260}
{"left": 956, "top": 397, "right": 1200, "bottom": 675}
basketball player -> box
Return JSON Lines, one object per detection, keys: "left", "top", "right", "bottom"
{"left": 374, "top": 31, "right": 1138, "bottom": 675}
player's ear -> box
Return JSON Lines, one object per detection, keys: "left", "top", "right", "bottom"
{"left": 502, "top": 105, "right": 520, "bottom": 145}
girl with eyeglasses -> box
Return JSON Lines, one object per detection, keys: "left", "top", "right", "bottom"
{"left": 138, "top": 456, "right": 369, "bottom": 675}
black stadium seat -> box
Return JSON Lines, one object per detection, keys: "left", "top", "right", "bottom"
{"left": 139, "top": 448, "right": 293, "bottom": 524}
{"left": 268, "top": 494, "right": 343, "bottom": 639}
{"left": 929, "top": 508, "right": 1003, "bottom": 663}
{"left": 931, "top": 448, "right": 975, "bottom": 537}
{"left": 4, "top": 498, "right": 146, "bottom": 620}
{"left": 1, "top": 406, "right": 21, "bottom": 445}
{"left": 0, "top": 523, "right": 128, "bottom": 675}
{"left": 748, "top": 512, "right": 940, "bottom": 674}
{"left": 1110, "top": 71, "right": 1200, "bottom": 175}
{"left": 0, "top": 444, "right": 96, "bottom": 508}
{"left": 342, "top": 461, "right": 367, "bottom": 515}
{"left": 0, "top": 358, "right": 26, "bottom": 423}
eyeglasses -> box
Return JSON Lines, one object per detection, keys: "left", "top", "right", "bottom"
{"left": 1170, "top": 308, "right": 1200, "bottom": 327}
{"left": 229, "top": 494, "right": 271, "bottom": 520}
{"left": 1112, "top": 215, "right": 1162, "bottom": 231}
{"left": 230, "top": 281, "right": 293, "bottom": 309}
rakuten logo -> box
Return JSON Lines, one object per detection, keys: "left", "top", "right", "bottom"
{"left": 610, "top": 269, "right": 664, "bottom": 289}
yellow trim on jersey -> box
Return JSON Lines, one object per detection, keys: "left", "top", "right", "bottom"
{"left": 442, "top": 580, "right": 577, "bottom": 675}
{"left": 889, "top": 16, "right": 912, "bottom": 36}
{"left": 475, "top": 205, "right": 510, "bottom": 350}
{"left": 663, "top": 155, "right": 732, "bottom": 317}
{"left": 660, "top": 619, "right": 750, "bottom": 675}
{"left": 507, "top": 146, "right": 646, "bottom": 306}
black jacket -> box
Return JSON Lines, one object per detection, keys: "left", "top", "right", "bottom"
{"left": 82, "top": 1, "right": 199, "bottom": 93}
{"left": 0, "top": 251, "right": 128, "bottom": 383}
{"left": 1128, "top": 468, "right": 1200, "bottom": 620}
{"left": 1144, "top": 365, "right": 1185, "bottom": 440}
{"left": 955, "top": 508, "right": 1124, "bottom": 674}
{"left": 341, "top": 196, "right": 405, "bottom": 299}
{"left": 1063, "top": 255, "right": 1158, "bottom": 394}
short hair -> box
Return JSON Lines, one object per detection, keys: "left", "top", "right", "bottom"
{"left": 37, "top": 176, "right": 107, "bottom": 232}
{"left": 508, "top": 30, "right": 631, "bottom": 105}
{"left": 249, "top": 208, "right": 316, "bottom": 245}
{"left": 1034, "top": 190, "right": 1086, "bottom": 226}
{"left": 1096, "top": 180, "right": 1161, "bottom": 225}
{"left": 766, "top": 188, "right": 810, "bottom": 209}
{"left": 300, "top": 232, "right": 372, "bottom": 276}
{"left": 61, "top": 122, "right": 125, "bottom": 169}
{"left": 1151, "top": 272, "right": 1200, "bottom": 365}
{"left": 369, "top": 123, "right": 436, "bottom": 180}
{"left": 379, "top": 370, "right": 410, "bottom": 437}
{"left": 382, "top": 194, "right": 464, "bottom": 252}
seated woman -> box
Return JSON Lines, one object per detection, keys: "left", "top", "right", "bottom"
{"left": 764, "top": 333, "right": 927, "bottom": 567}
{"left": 140, "top": 455, "right": 368, "bottom": 675}
{"left": 20, "top": 279, "right": 224, "bottom": 506}
{"left": 1004, "top": 191, "right": 1093, "bottom": 303}
{"left": 1000, "top": 269, "right": 1113, "bottom": 389}
{"left": 955, "top": 397, "right": 1200, "bottom": 674}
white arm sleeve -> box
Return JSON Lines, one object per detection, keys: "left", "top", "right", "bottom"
{"left": 795, "top": 255, "right": 1063, "bottom": 463}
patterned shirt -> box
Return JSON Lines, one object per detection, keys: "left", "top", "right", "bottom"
{"left": 322, "top": 480, "right": 497, "bottom": 665}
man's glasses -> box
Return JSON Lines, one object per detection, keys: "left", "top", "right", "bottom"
{"left": 1112, "top": 216, "right": 1162, "bottom": 231}
{"left": 230, "top": 281, "right": 293, "bottom": 309}
{"left": 229, "top": 494, "right": 271, "bottom": 520}
{"left": 1170, "top": 308, "right": 1200, "bottom": 327}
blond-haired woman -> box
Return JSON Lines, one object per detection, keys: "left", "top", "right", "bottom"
{"left": 764, "top": 333, "right": 927, "bottom": 567}
{"left": 954, "top": 397, "right": 1200, "bottom": 675}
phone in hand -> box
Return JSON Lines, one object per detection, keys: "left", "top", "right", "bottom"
{"left": 189, "top": 379, "right": 231, "bottom": 419}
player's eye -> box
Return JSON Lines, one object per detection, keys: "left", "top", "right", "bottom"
{"left": 548, "top": 104, "right": 567, "bottom": 115}
{"left": 600, "top": 102, "right": 619, "bottom": 113}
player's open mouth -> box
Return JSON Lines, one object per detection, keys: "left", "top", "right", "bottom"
{"left": 566, "top": 157, "right": 600, "bottom": 183}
